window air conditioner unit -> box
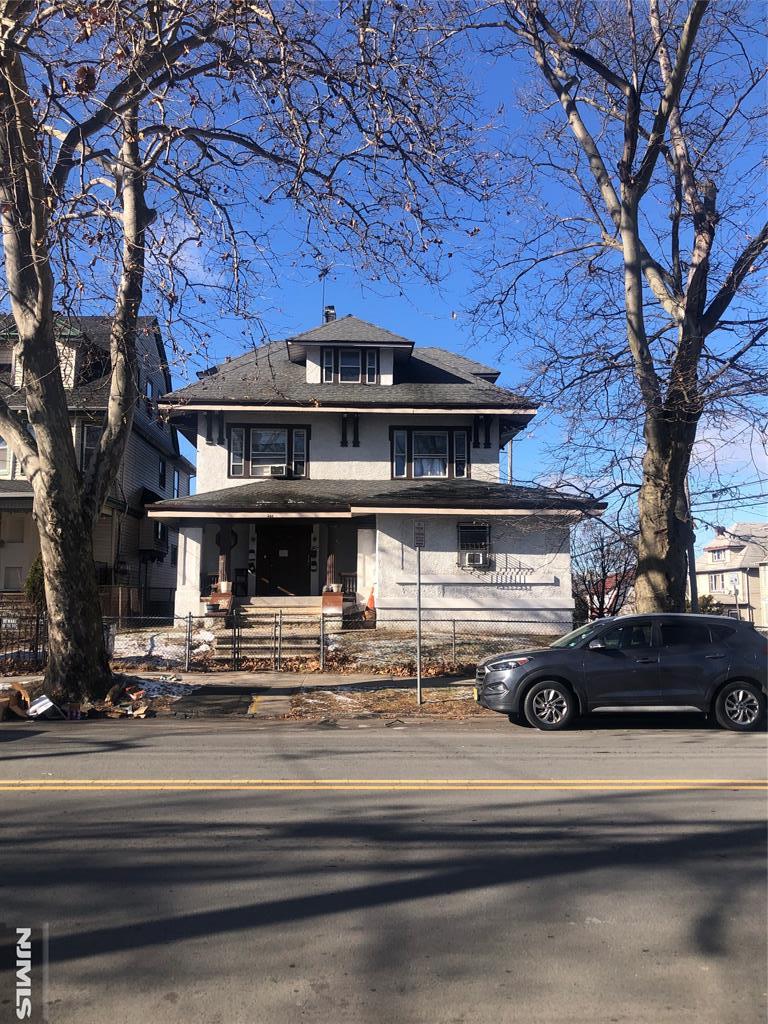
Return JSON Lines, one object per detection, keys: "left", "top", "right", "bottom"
{"left": 463, "top": 550, "right": 490, "bottom": 569}
{"left": 269, "top": 464, "right": 288, "bottom": 477}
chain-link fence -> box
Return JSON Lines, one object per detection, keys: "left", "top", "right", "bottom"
{"left": 100, "top": 611, "right": 573, "bottom": 675}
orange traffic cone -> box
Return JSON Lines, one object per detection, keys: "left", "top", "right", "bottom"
{"left": 364, "top": 587, "right": 376, "bottom": 620}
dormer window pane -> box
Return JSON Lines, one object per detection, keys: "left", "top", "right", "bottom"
{"left": 711, "top": 549, "right": 725, "bottom": 562}
{"left": 365, "top": 350, "right": 378, "bottom": 384}
{"left": 339, "top": 349, "right": 361, "bottom": 383}
{"left": 322, "top": 348, "right": 334, "bottom": 383}
{"left": 0, "top": 437, "right": 8, "bottom": 477}
{"left": 413, "top": 431, "right": 448, "bottom": 478}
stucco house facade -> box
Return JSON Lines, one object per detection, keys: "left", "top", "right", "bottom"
{"left": 693, "top": 523, "right": 768, "bottom": 626}
{"left": 0, "top": 316, "right": 194, "bottom": 616}
{"left": 150, "top": 312, "right": 601, "bottom": 625}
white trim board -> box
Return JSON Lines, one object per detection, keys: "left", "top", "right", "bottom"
{"left": 160, "top": 403, "right": 538, "bottom": 416}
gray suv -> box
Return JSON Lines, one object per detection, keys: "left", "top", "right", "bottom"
{"left": 475, "top": 614, "right": 767, "bottom": 731}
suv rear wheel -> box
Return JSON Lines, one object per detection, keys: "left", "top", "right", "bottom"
{"left": 523, "top": 680, "right": 577, "bottom": 731}
{"left": 714, "top": 681, "right": 766, "bottom": 732}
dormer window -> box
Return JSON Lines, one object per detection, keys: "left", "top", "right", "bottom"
{"left": 711, "top": 549, "right": 725, "bottom": 562}
{"left": 339, "top": 349, "right": 361, "bottom": 383}
{"left": 320, "top": 346, "right": 379, "bottom": 384}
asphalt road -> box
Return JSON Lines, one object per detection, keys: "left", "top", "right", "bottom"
{"left": 0, "top": 715, "right": 766, "bottom": 1024}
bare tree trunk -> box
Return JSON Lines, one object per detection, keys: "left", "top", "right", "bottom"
{"left": 635, "top": 410, "right": 698, "bottom": 613}
{"left": 35, "top": 493, "right": 109, "bottom": 701}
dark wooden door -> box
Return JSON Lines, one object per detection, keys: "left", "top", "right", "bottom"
{"left": 255, "top": 523, "right": 312, "bottom": 596}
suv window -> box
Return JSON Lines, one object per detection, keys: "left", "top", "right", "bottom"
{"left": 709, "top": 624, "right": 736, "bottom": 642}
{"left": 660, "top": 622, "right": 711, "bottom": 647}
{"left": 600, "top": 622, "right": 654, "bottom": 650}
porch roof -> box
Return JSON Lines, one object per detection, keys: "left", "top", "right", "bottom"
{"left": 0, "top": 479, "right": 33, "bottom": 510}
{"left": 147, "top": 478, "right": 605, "bottom": 519}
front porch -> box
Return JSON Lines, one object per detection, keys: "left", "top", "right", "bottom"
{"left": 174, "top": 515, "right": 376, "bottom": 618}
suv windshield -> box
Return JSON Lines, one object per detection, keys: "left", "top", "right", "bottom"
{"left": 549, "top": 622, "right": 603, "bottom": 649}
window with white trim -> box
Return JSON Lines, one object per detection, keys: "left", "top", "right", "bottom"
{"left": 365, "top": 349, "right": 378, "bottom": 384}
{"left": 413, "top": 431, "right": 449, "bottom": 478}
{"left": 339, "top": 349, "right": 361, "bottom": 383}
{"left": 80, "top": 423, "right": 101, "bottom": 472}
{"left": 230, "top": 427, "right": 245, "bottom": 476}
{"left": 292, "top": 429, "right": 307, "bottom": 477}
{"left": 454, "top": 430, "right": 467, "bottom": 477}
{"left": 322, "top": 348, "right": 334, "bottom": 383}
{"left": 710, "top": 549, "right": 726, "bottom": 562}
{"left": 0, "top": 437, "right": 9, "bottom": 478}
{"left": 708, "top": 573, "right": 725, "bottom": 592}
{"left": 173, "top": 468, "right": 180, "bottom": 498}
{"left": 393, "top": 430, "right": 407, "bottom": 478}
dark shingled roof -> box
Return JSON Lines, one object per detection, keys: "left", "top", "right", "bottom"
{"left": 285, "top": 315, "right": 414, "bottom": 347}
{"left": 149, "top": 478, "right": 604, "bottom": 516}
{"left": 163, "top": 339, "right": 531, "bottom": 411}
{"left": 0, "top": 478, "right": 33, "bottom": 509}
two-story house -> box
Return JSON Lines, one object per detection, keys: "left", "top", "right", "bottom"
{"left": 0, "top": 315, "right": 194, "bottom": 616}
{"left": 693, "top": 523, "right": 768, "bottom": 626}
{"left": 150, "top": 312, "right": 602, "bottom": 624}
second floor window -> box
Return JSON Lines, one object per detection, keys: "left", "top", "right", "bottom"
{"left": 0, "top": 437, "right": 8, "bottom": 477}
{"left": 159, "top": 456, "right": 167, "bottom": 489}
{"left": 708, "top": 573, "right": 725, "bottom": 592}
{"left": 711, "top": 549, "right": 725, "bottom": 562}
{"left": 173, "top": 468, "right": 181, "bottom": 498}
{"left": 392, "top": 427, "right": 470, "bottom": 479}
{"left": 229, "top": 425, "right": 309, "bottom": 478}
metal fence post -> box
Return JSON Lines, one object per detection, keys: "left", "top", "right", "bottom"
{"left": 452, "top": 618, "right": 457, "bottom": 670}
{"left": 184, "top": 612, "right": 192, "bottom": 672}
{"left": 277, "top": 609, "right": 283, "bottom": 671}
{"left": 272, "top": 613, "right": 277, "bottom": 669}
{"left": 319, "top": 612, "right": 325, "bottom": 671}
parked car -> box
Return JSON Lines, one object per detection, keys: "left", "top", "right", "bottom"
{"left": 475, "top": 614, "right": 767, "bottom": 731}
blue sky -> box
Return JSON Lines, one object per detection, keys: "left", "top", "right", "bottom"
{"left": 156, "top": 18, "right": 766, "bottom": 546}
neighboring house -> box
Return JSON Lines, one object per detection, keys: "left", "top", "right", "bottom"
{"left": 0, "top": 316, "right": 194, "bottom": 616}
{"left": 693, "top": 523, "right": 768, "bottom": 626}
{"left": 149, "top": 311, "right": 603, "bottom": 625}
{"left": 577, "top": 569, "right": 637, "bottom": 620}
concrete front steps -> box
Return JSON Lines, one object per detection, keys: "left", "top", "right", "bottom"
{"left": 213, "top": 596, "right": 324, "bottom": 664}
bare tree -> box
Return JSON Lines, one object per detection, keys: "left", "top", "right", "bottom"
{"left": 571, "top": 519, "right": 637, "bottom": 621}
{"left": 0, "top": 0, "right": 481, "bottom": 699}
{"left": 463, "top": 0, "right": 768, "bottom": 612}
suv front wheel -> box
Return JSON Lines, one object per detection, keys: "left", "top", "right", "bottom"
{"left": 714, "top": 681, "right": 766, "bottom": 732}
{"left": 523, "top": 681, "right": 577, "bottom": 731}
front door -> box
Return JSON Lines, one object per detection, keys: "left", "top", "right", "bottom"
{"left": 582, "top": 620, "right": 659, "bottom": 708}
{"left": 255, "top": 523, "right": 312, "bottom": 596}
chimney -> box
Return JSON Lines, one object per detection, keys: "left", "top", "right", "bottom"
{"left": 324, "top": 304, "right": 336, "bottom": 323}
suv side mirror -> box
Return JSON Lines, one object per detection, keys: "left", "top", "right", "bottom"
{"left": 588, "top": 638, "right": 606, "bottom": 650}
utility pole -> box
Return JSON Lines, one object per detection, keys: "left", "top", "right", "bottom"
{"left": 414, "top": 521, "right": 425, "bottom": 706}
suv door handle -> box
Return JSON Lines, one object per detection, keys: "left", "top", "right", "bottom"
{"left": 705, "top": 653, "right": 725, "bottom": 660}
{"left": 635, "top": 657, "right": 657, "bottom": 663}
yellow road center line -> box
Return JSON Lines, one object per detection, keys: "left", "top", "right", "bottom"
{"left": 0, "top": 779, "right": 764, "bottom": 792}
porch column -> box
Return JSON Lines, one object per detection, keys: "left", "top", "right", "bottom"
{"left": 174, "top": 525, "right": 202, "bottom": 617}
